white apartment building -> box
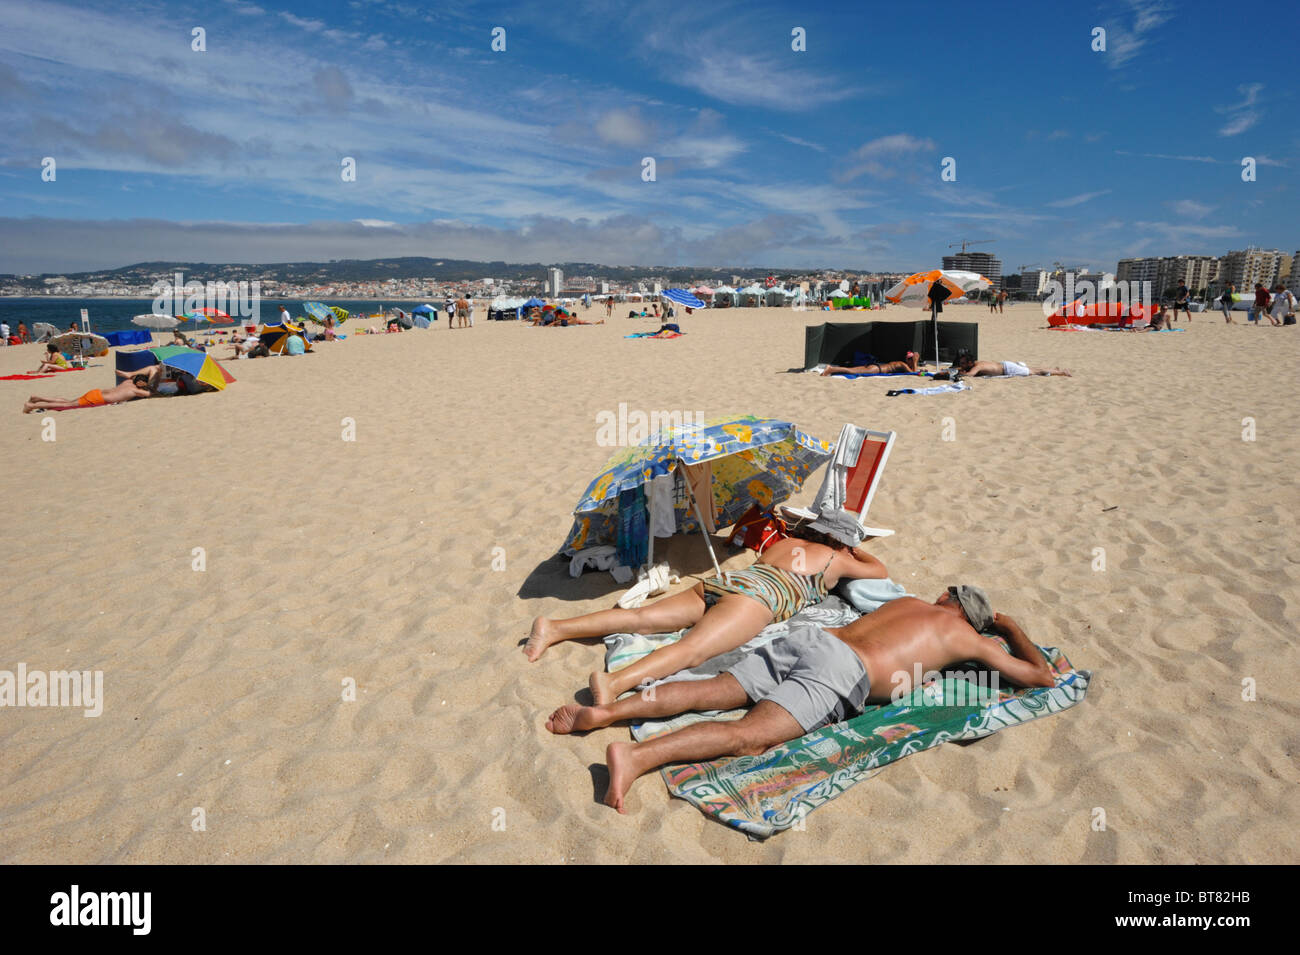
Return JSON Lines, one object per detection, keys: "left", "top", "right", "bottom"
{"left": 546, "top": 267, "right": 564, "bottom": 296}
{"left": 1218, "top": 248, "right": 1285, "bottom": 290}
{"left": 1019, "top": 269, "right": 1047, "bottom": 296}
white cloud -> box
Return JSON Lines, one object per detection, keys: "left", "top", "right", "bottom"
{"left": 839, "top": 134, "right": 936, "bottom": 181}
{"left": 1106, "top": 0, "right": 1174, "bottom": 68}
{"left": 1047, "top": 190, "right": 1111, "bottom": 208}
{"left": 1167, "top": 199, "right": 1212, "bottom": 218}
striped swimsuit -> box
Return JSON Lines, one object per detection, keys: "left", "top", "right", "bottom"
{"left": 702, "top": 555, "right": 834, "bottom": 623}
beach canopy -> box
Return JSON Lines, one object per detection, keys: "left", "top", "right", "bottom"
{"left": 302, "top": 302, "right": 333, "bottom": 322}
{"left": 522, "top": 297, "right": 546, "bottom": 309}
{"left": 662, "top": 288, "right": 706, "bottom": 309}
{"left": 692, "top": 286, "right": 715, "bottom": 295}
{"left": 412, "top": 304, "right": 436, "bottom": 315}
{"left": 132, "top": 313, "right": 181, "bottom": 330}
{"left": 804, "top": 321, "right": 979, "bottom": 369}
{"left": 329, "top": 306, "right": 350, "bottom": 322}
{"left": 563, "top": 416, "right": 833, "bottom": 575}
{"left": 32, "top": 322, "right": 59, "bottom": 342}
{"left": 115, "top": 344, "right": 236, "bottom": 391}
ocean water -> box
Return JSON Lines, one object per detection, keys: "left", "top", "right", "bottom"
{"left": 0, "top": 299, "right": 432, "bottom": 336}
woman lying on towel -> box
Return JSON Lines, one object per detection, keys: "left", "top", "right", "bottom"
{"left": 526, "top": 528, "right": 888, "bottom": 705}
{"left": 819, "top": 352, "right": 919, "bottom": 376}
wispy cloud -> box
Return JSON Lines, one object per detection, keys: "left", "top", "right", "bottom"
{"left": 1047, "top": 189, "right": 1111, "bottom": 208}
{"left": 1105, "top": 0, "right": 1174, "bottom": 68}
{"left": 1216, "top": 83, "right": 1264, "bottom": 137}
{"left": 838, "top": 134, "right": 936, "bottom": 182}
{"left": 1167, "top": 199, "right": 1212, "bottom": 218}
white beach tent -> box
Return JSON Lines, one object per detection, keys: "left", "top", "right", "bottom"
{"left": 739, "top": 284, "right": 766, "bottom": 307}
{"left": 712, "top": 285, "right": 739, "bottom": 307}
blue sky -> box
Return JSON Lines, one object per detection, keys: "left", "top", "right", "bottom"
{"left": 0, "top": 0, "right": 1294, "bottom": 273}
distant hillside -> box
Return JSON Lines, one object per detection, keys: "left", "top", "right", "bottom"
{"left": 4, "top": 258, "right": 835, "bottom": 285}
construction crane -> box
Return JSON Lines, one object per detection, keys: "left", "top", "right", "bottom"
{"left": 948, "top": 239, "right": 995, "bottom": 253}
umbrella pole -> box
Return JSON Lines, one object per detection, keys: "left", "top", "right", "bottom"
{"left": 683, "top": 468, "right": 723, "bottom": 579}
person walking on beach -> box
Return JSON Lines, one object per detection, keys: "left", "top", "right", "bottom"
{"left": 1218, "top": 284, "right": 1236, "bottom": 323}
{"left": 605, "top": 296, "right": 614, "bottom": 319}
{"left": 546, "top": 585, "right": 1055, "bottom": 813}
{"left": 1249, "top": 283, "right": 1271, "bottom": 324}
{"left": 1270, "top": 284, "right": 1295, "bottom": 325}
{"left": 526, "top": 531, "right": 889, "bottom": 705}
{"left": 1173, "top": 283, "right": 1191, "bottom": 322}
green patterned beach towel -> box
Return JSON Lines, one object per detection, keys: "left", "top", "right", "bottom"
{"left": 609, "top": 618, "right": 1090, "bottom": 839}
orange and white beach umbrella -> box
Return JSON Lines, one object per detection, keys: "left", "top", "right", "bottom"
{"left": 885, "top": 269, "right": 992, "bottom": 307}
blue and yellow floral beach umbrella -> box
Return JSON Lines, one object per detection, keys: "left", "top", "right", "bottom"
{"left": 563, "top": 416, "right": 832, "bottom": 568}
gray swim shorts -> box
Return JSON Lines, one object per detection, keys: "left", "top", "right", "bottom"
{"left": 725, "top": 623, "right": 871, "bottom": 733}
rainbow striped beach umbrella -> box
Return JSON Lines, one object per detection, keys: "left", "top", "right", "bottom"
{"left": 150, "top": 345, "right": 237, "bottom": 391}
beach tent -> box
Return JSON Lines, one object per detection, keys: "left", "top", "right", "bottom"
{"left": 692, "top": 286, "right": 715, "bottom": 302}
{"left": 739, "top": 284, "right": 766, "bottom": 307}
{"left": 803, "top": 321, "right": 979, "bottom": 370}
{"left": 711, "top": 285, "right": 738, "bottom": 307}
{"left": 412, "top": 304, "right": 437, "bottom": 319}
{"left": 764, "top": 288, "right": 788, "bottom": 307}
{"left": 104, "top": 329, "right": 153, "bottom": 348}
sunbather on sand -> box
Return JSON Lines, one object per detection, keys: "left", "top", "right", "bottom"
{"left": 819, "top": 352, "right": 919, "bottom": 376}
{"left": 22, "top": 365, "right": 161, "bottom": 413}
{"left": 547, "top": 585, "right": 1055, "bottom": 813}
{"left": 527, "top": 531, "right": 888, "bottom": 704}
{"left": 29, "top": 343, "right": 71, "bottom": 374}
{"left": 933, "top": 351, "right": 1071, "bottom": 380}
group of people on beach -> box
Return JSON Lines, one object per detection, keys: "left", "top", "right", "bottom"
{"left": 526, "top": 516, "right": 1055, "bottom": 814}
{"left": 819, "top": 350, "right": 1071, "bottom": 380}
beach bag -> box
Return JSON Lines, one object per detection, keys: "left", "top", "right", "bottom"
{"left": 729, "top": 506, "right": 789, "bottom": 554}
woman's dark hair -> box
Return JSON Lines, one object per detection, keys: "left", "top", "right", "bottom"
{"left": 248, "top": 344, "right": 270, "bottom": 358}
{"left": 781, "top": 516, "right": 850, "bottom": 550}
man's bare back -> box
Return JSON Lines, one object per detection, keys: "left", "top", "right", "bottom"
{"left": 826, "top": 593, "right": 1055, "bottom": 701}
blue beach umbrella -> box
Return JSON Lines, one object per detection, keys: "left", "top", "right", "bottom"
{"left": 302, "top": 302, "right": 333, "bottom": 322}
{"left": 662, "top": 288, "right": 706, "bottom": 310}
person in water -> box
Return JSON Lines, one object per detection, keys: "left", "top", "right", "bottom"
{"left": 526, "top": 527, "right": 889, "bottom": 705}
{"left": 546, "top": 585, "right": 1056, "bottom": 813}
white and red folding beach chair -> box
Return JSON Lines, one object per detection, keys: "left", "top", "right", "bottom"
{"left": 778, "top": 424, "right": 895, "bottom": 543}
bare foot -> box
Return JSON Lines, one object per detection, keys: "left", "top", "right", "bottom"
{"left": 589, "top": 669, "right": 616, "bottom": 705}
{"left": 523, "top": 616, "right": 557, "bottom": 661}
{"left": 604, "top": 741, "right": 637, "bottom": 813}
{"left": 819, "top": 366, "right": 834, "bottom": 377}
{"left": 546, "top": 703, "right": 602, "bottom": 734}
{"left": 22, "top": 401, "right": 37, "bottom": 414}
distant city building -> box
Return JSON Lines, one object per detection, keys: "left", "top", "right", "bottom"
{"left": 1019, "top": 269, "right": 1048, "bottom": 296}
{"left": 546, "top": 267, "right": 564, "bottom": 296}
{"left": 1218, "top": 248, "right": 1284, "bottom": 291}
{"left": 942, "top": 251, "right": 1002, "bottom": 288}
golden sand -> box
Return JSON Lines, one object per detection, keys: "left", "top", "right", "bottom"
{"left": 0, "top": 304, "right": 1296, "bottom": 862}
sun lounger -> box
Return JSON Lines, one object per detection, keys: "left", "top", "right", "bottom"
{"left": 779, "top": 423, "right": 895, "bottom": 540}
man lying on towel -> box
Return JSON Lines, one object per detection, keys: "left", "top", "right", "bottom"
{"left": 933, "top": 351, "right": 1071, "bottom": 380}
{"left": 546, "top": 585, "right": 1056, "bottom": 813}
{"left": 21, "top": 365, "right": 162, "bottom": 414}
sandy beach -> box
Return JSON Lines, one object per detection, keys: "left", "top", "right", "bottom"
{"left": 0, "top": 303, "right": 1296, "bottom": 864}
